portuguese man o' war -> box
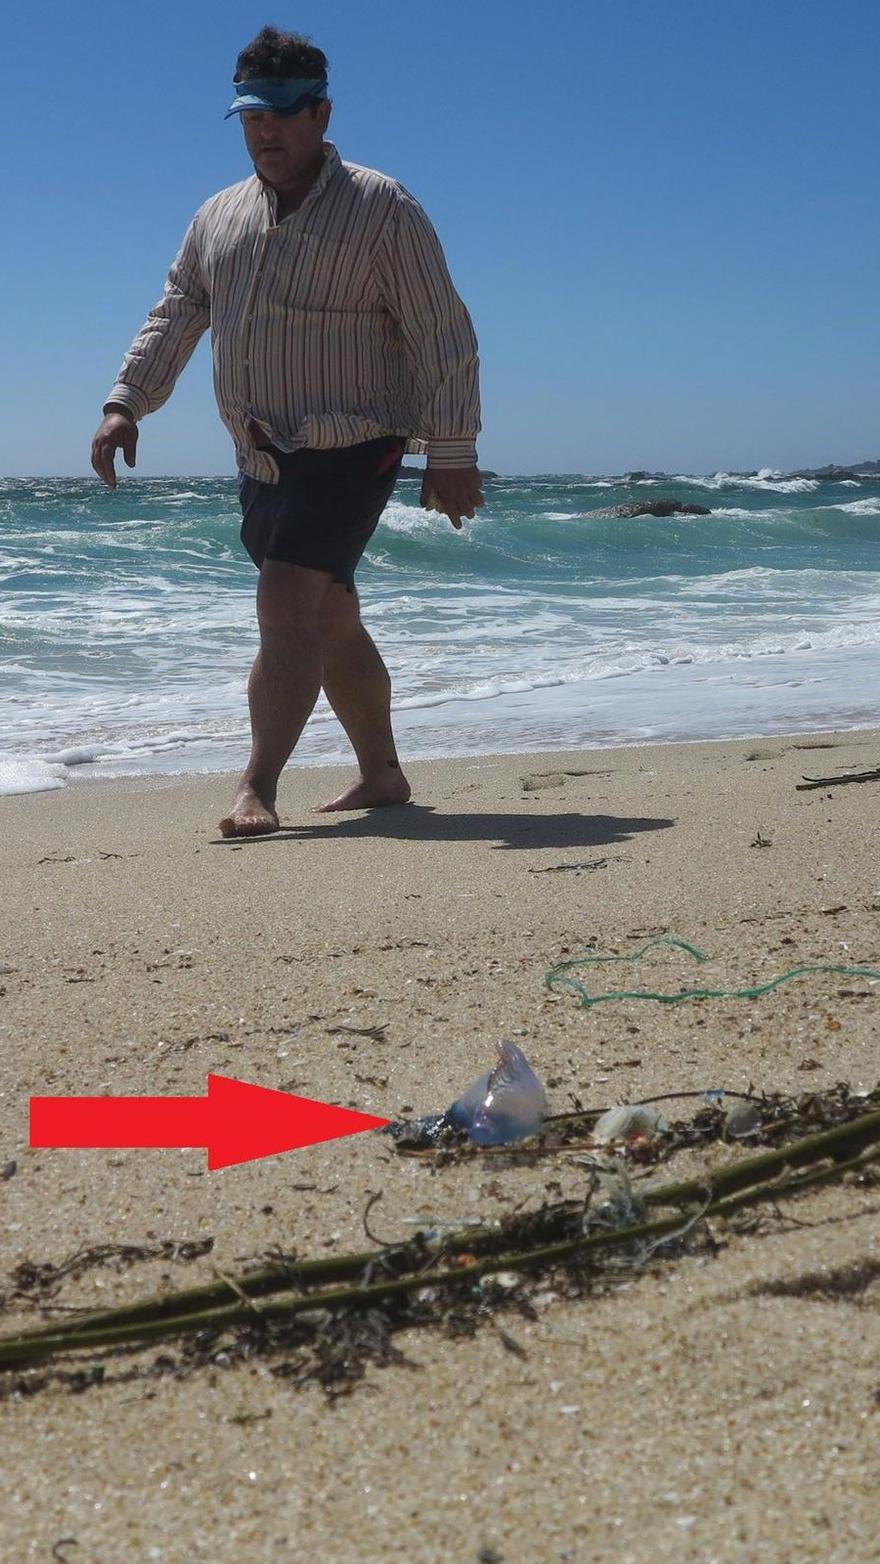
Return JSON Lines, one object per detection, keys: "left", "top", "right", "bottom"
{"left": 446, "top": 1039, "right": 547, "bottom": 1146}
{"left": 385, "top": 1040, "right": 547, "bottom": 1148}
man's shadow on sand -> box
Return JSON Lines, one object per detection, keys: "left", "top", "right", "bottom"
{"left": 213, "top": 804, "right": 675, "bottom": 852}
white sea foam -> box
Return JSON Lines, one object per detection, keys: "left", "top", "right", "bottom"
{"left": 745, "top": 476, "right": 820, "bottom": 493}
{"left": 833, "top": 498, "right": 880, "bottom": 515}
{"left": 0, "top": 754, "right": 66, "bottom": 795}
{"left": 45, "top": 746, "right": 104, "bottom": 766}
{"left": 374, "top": 501, "right": 452, "bottom": 536}
{"left": 709, "top": 507, "right": 788, "bottom": 520}
{"left": 676, "top": 470, "right": 821, "bottom": 494}
{"left": 5, "top": 474, "right": 880, "bottom": 788}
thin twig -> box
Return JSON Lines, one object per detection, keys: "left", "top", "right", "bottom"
{"left": 362, "top": 1191, "right": 398, "bottom": 1248}
{"left": 796, "top": 766, "right": 880, "bottom": 790}
{"left": 211, "top": 1267, "right": 263, "bottom": 1314}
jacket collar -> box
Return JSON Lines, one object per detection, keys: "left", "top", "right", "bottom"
{"left": 260, "top": 140, "right": 340, "bottom": 221}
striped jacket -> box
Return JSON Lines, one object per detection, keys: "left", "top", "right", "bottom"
{"left": 105, "top": 142, "right": 481, "bottom": 481}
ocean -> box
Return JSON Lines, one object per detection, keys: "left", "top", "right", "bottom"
{"left": 2, "top": 470, "right": 879, "bottom": 796}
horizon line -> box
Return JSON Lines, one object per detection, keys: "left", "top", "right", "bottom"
{"left": 3, "top": 459, "right": 879, "bottom": 483}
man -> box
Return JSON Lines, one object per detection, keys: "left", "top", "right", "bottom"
{"left": 91, "top": 26, "right": 482, "bottom": 837}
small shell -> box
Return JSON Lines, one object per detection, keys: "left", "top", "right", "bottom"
{"left": 723, "top": 1100, "right": 763, "bottom": 1140}
{"left": 447, "top": 1040, "right": 547, "bottom": 1146}
{"left": 490, "top": 1271, "right": 522, "bottom": 1291}
{"left": 591, "top": 1103, "right": 669, "bottom": 1145}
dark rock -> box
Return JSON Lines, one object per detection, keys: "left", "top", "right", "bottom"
{"left": 783, "top": 464, "right": 862, "bottom": 482}
{"left": 598, "top": 500, "right": 711, "bottom": 518}
{"left": 398, "top": 466, "right": 498, "bottom": 478}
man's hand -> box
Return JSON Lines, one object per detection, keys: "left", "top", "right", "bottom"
{"left": 91, "top": 409, "right": 138, "bottom": 489}
{"left": 420, "top": 467, "right": 484, "bottom": 529}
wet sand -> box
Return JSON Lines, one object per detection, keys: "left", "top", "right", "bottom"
{"left": 1, "top": 731, "right": 878, "bottom": 1562}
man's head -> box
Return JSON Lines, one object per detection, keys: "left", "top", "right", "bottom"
{"left": 228, "top": 26, "right": 332, "bottom": 190}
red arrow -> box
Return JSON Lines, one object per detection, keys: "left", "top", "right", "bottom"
{"left": 29, "top": 1074, "right": 390, "bottom": 1171}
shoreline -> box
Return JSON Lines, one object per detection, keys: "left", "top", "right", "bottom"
{"left": 6, "top": 470, "right": 880, "bottom": 806}
{"left": 7, "top": 710, "right": 880, "bottom": 799}
{"left": 2, "top": 727, "right": 878, "bottom": 1560}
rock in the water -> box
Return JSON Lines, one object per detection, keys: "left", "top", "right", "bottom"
{"left": 595, "top": 501, "right": 711, "bottom": 519}
{"left": 399, "top": 466, "right": 498, "bottom": 479}
{"left": 782, "top": 465, "right": 861, "bottom": 482}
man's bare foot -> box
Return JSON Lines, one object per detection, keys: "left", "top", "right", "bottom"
{"left": 219, "top": 783, "right": 280, "bottom": 838}
{"left": 316, "top": 771, "right": 412, "bottom": 813}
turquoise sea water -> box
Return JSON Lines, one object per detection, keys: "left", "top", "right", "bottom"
{"left": 2, "top": 470, "right": 879, "bottom": 794}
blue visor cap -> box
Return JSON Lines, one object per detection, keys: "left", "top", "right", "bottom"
{"left": 225, "top": 76, "right": 328, "bottom": 119}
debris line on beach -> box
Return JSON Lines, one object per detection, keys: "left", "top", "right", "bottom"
{"left": 1, "top": 1100, "right": 877, "bottom": 1399}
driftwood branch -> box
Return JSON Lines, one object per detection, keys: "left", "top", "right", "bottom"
{"left": 796, "top": 766, "right": 880, "bottom": 791}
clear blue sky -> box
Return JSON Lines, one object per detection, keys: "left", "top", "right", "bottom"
{"left": 2, "top": 0, "right": 878, "bottom": 476}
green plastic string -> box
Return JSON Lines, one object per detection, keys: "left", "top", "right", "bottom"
{"left": 544, "top": 936, "right": 880, "bottom": 1008}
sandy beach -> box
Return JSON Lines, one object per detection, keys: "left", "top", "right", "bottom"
{"left": 1, "top": 730, "right": 878, "bottom": 1563}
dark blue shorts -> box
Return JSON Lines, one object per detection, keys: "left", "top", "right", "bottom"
{"left": 238, "top": 436, "right": 405, "bottom": 591}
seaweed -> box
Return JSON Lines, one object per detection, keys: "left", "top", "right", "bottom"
{"left": 0, "top": 1100, "right": 877, "bottom": 1400}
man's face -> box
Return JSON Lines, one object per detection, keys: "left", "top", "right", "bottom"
{"left": 241, "top": 99, "right": 331, "bottom": 188}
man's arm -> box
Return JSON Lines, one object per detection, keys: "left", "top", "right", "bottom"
{"left": 374, "top": 191, "right": 483, "bottom": 526}
{"left": 91, "top": 219, "right": 211, "bottom": 487}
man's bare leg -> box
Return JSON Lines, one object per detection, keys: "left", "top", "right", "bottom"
{"left": 316, "top": 584, "right": 411, "bottom": 812}
{"left": 220, "top": 560, "right": 331, "bottom": 836}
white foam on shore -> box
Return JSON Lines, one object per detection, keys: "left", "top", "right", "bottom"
{"left": 0, "top": 755, "right": 66, "bottom": 795}
{"left": 44, "top": 746, "right": 104, "bottom": 767}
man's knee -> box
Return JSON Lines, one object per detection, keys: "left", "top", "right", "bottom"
{"left": 257, "top": 561, "right": 330, "bottom": 637}
{"left": 318, "top": 584, "right": 361, "bottom": 648}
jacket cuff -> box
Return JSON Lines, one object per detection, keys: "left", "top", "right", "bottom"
{"left": 425, "top": 439, "right": 478, "bottom": 470}
{"left": 103, "top": 384, "right": 150, "bottom": 421}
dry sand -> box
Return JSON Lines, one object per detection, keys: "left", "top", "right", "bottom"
{"left": 1, "top": 731, "right": 878, "bottom": 1563}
